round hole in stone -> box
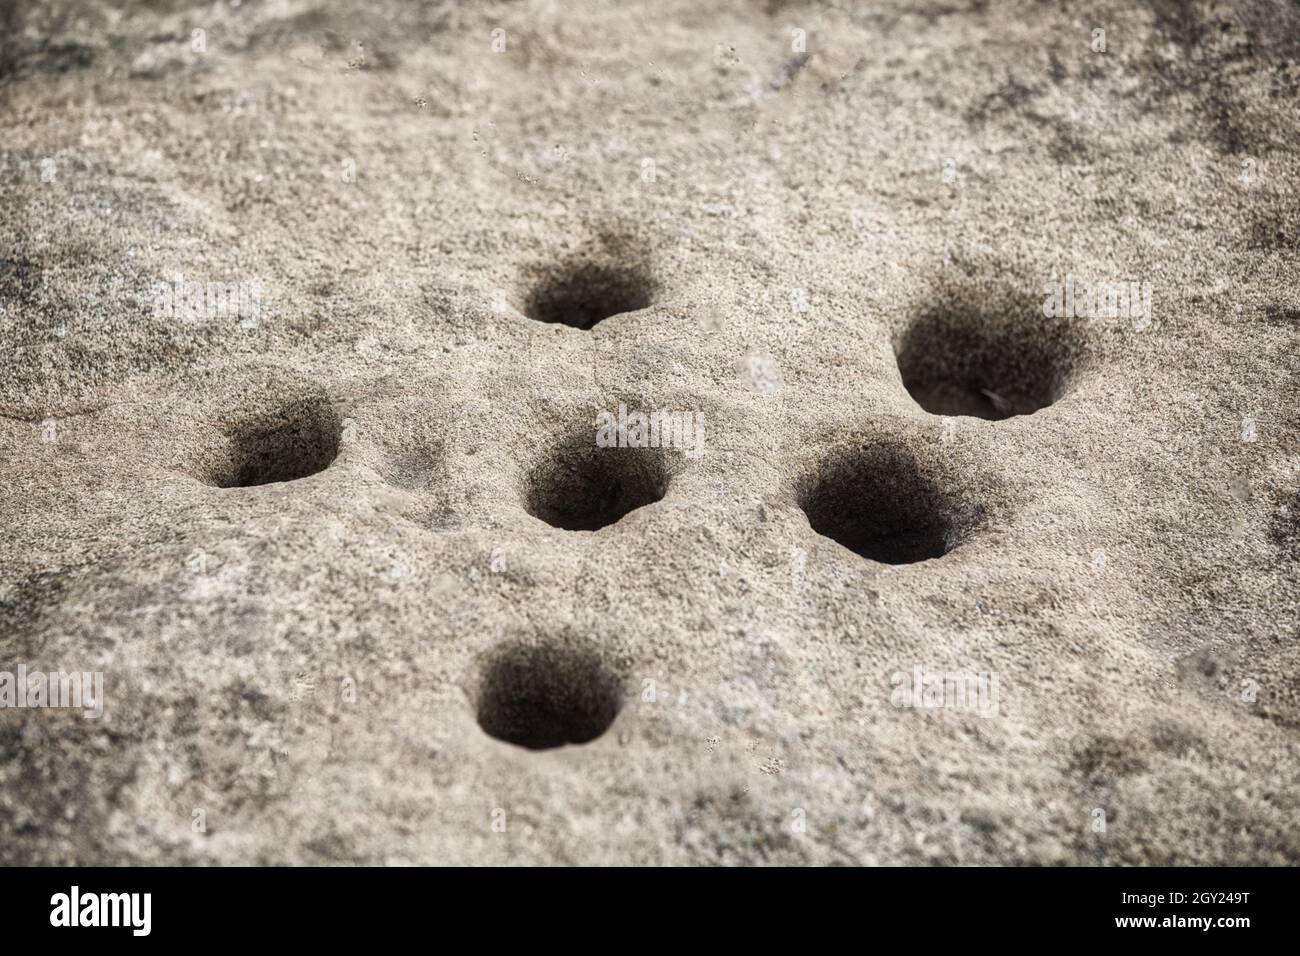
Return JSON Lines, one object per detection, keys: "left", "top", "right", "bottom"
{"left": 379, "top": 448, "right": 441, "bottom": 491}
{"left": 895, "top": 296, "right": 1081, "bottom": 420}
{"left": 523, "top": 260, "right": 656, "bottom": 330}
{"left": 209, "top": 398, "right": 341, "bottom": 488}
{"left": 525, "top": 435, "right": 668, "bottom": 531}
{"left": 798, "top": 443, "right": 974, "bottom": 564}
{"left": 476, "top": 643, "right": 622, "bottom": 750}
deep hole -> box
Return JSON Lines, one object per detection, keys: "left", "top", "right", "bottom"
{"left": 799, "top": 444, "right": 972, "bottom": 564}
{"left": 895, "top": 295, "right": 1080, "bottom": 420}
{"left": 476, "top": 643, "right": 622, "bottom": 750}
{"left": 523, "top": 261, "right": 655, "bottom": 330}
{"left": 525, "top": 434, "right": 667, "bottom": 531}
{"left": 211, "top": 399, "right": 341, "bottom": 487}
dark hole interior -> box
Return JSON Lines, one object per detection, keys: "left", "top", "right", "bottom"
{"left": 526, "top": 439, "right": 667, "bottom": 531}
{"left": 476, "top": 644, "right": 622, "bottom": 750}
{"left": 799, "top": 446, "right": 966, "bottom": 564}
{"left": 211, "top": 399, "right": 341, "bottom": 487}
{"left": 523, "top": 261, "right": 655, "bottom": 330}
{"left": 895, "top": 299, "right": 1080, "bottom": 420}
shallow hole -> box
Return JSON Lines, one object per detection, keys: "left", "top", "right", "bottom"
{"left": 523, "top": 261, "right": 655, "bottom": 330}
{"left": 799, "top": 444, "right": 972, "bottom": 564}
{"left": 525, "top": 434, "right": 667, "bottom": 531}
{"left": 211, "top": 399, "right": 341, "bottom": 487}
{"left": 895, "top": 295, "right": 1080, "bottom": 420}
{"left": 379, "top": 448, "right": 440, "bottom": 491}
{"left": 476, "top": 643, "right": 622, "bottom": 750}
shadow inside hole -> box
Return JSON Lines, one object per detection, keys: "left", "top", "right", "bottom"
{"left": 212, "top": 399, "right": 341, "bottom": 487}
{"left": 523, "top": 261, "right": 655, "bottom": 330}
{"left": 799, "top": 445, "right": 969, "bottom": 564}
{"left": 895, "top": 297, "right": 1080, "bottom": 420}
{"left": 526, "top": 437, "right": 667, "bottom": 531}
{"left": 476, "top": 643, "right": 622, "bottom": 750}
{"left": 1269, "top": 488, "right": 1300, "bottom": 560}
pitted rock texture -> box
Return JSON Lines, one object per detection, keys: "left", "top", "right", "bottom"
{"left": 1, "top": 0, "right": 1298, "bottom": 865}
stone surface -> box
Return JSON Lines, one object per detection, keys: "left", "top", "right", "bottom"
{"left": 1, "top": 0, "right": 1298, "bottom": 865}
